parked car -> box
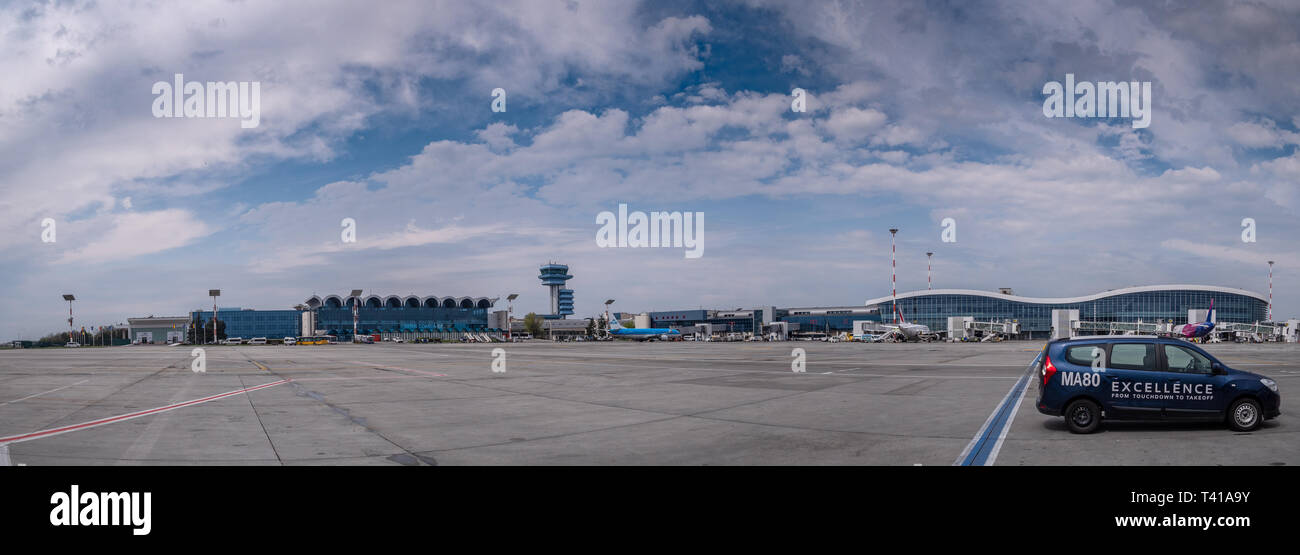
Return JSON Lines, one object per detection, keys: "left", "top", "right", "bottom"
{"left": 283, "top": 337, "right": 297, "bottom": 345}
{"left": 64, "top": 342, "right": 81, "bottom": 348}
{"left": 1037, "top": 336, "right": 1281, "bottom": 433}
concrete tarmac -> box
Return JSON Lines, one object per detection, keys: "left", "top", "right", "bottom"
{"left": 0, "top": 341, "right": 1294, "bottom": 465}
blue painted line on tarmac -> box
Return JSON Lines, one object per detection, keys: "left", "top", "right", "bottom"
{"left": 958, "top": 362, "right": 1036, "bottom": 466}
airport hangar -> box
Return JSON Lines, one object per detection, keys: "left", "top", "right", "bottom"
{"left": 645, "top": 284, "right": 1271, "bottom": 340}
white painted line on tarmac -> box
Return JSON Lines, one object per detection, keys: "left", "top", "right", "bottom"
{"left": 0, "top": 379, "right": 90, "bottom": 406}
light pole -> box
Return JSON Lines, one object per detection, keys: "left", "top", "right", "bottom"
{"left": 889, "top": 228, "right": 898, "bottom": 324}
{"left": 350, "top": 289, "right": 364, "bottom": 342}
{"left": 62, "top": 294, "right": 75, "bottom": 345}
{"left": 506, "top": 293, "right": 519, "bottom": 341}
{"left": 926, "top": 251, "right": 933, "bottom": 290}
{"left": 208, "top": 289, "right": 221, "bottom": 344}
{"left": 604, "top": 299, "right": 616, "bottom": 337}
{"left": 1268, "top": 261, "right": 1275, "bottom": 322}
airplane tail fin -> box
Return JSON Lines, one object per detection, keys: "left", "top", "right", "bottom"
{"left": 895, "top": 304, "right": 907, "bottom": 325}
{"left": 1205, "top": 298, "right": 1215, "bottom": 324}
{"left": 608, "top": 318, "right": 624, "bottom": 330}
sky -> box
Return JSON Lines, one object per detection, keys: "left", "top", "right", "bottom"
{"left": 1, "top": 0, "right": 1298, "bottom": 340}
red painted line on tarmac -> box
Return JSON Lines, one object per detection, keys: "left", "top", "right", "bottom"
{"left": 0, "top": 379, "right": 289, "bottom": 445}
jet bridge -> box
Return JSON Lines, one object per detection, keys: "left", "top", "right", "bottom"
{"left": 1213, "top": 322, "right": 1286, "bottom": 342}
{"left": 948, "top": 318, "right": 1020, "bottom": 341}
{"left": 1075, "top": 320, "right": 1167, "bottom": 335}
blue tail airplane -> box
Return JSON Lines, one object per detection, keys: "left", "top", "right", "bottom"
{"left": 605, "top": 314, "right": 681, "bottom": 341}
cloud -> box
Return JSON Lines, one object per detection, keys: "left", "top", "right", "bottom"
{"left": 1161, "top": 239, "right": 1290, "bottom": 270}
{"left": 823, "top": 107, "right": 888, "bottom": 142}
{"left": 476, "top": 123, "right": 519, "bottom": 151}
{"left": 1226, "top": 119, "right": 1300, "bottom": 149}
{"left": 0, "top": 0, "right": 715, "bottom": 254}
{"left": 5, "top": 0, "right": 1300, "bottom": 339}
{"left": 56, "top": 210, "right": 211, "bottom": 264}
{"left": 246, "top": 221, "right": 514, "bottom": 273}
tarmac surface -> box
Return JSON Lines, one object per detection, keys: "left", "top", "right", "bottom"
{"left": 0, "top": 341, "right": 1295, "bottom": 465}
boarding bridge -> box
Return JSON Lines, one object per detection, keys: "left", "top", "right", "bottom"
{"left": 947, "top": 317, "right": 1020, "bottom": 341}
{"left": 1212, "top": 322, "right": 1287, "bottom": 342}
{"left": 765, "top": 322, "right": 790, "bottom": 341}
{"left": 1075, "top": 320, "right": 1167, "bottom": 335}
{"left": 681, "top": 323, "right": 713, "bottom": 341}
{"left": 1067, "top": 319, "right": 1289, "bottom": 342}
{"left": 968, "top": 320, "right": 1020, "bottom": 339}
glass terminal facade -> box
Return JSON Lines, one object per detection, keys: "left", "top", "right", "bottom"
{"left": 191, "top": 308, "right": 301, "bottom": 339}
{"left": 868, "top": 286, "right": 1268, "bottom": 338}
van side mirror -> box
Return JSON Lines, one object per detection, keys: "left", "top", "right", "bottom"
{"left": 1211, "top": 362, "right": 1226, "bottom": 375}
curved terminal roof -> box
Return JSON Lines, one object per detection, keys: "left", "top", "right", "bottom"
{"left": 865, "top": 284, "right": 1267, "bottom": 306}
{"left": 305, "top": 295, "right": 498, "bottom": 308}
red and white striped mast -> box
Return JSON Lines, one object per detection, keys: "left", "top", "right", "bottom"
{"left": 926, "top": 251, "right": 934, "bottom": 290}
{"left": 890, "top": 228, "right": 899, "bottom": 323}
{"left": 1268, "top": 260, "right": 1274, "bottom": 321}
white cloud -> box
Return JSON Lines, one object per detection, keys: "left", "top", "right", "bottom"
{"left": 5, "top": 1, "right": 1300, "bottom": 338}
{"left": 56, "top": 210, "right": 211, "bottom": 264}
{"left": 1161, "top": 239, "right": 1291, "bottom": 270}
{"left": 823, "top": 107, "right": 887, "bottom": 142}
{"left": 1226, "top": 119, "right": 1300, "bottom": 149}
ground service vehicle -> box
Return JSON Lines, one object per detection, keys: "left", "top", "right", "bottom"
{"left": 1036, "top": 336, "right": 1280, "bottom": 433}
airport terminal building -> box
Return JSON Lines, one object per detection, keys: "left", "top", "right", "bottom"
{"left": 144, "top": 284, "right": 1269, "bottom": 342}
{"left": 638, "top": 284, "right": 1268, "bottom": 340}
{"left": 189, "top": 308, "right": 302, "bottom": 340}
{"left": 648, "top": 306, "right": 882, "bottom": 337}
{"left": 303, "top": 294, "right": 499, "bottom": 339}
{"left": 865, "top": 285, "right": 1269, "bottom": 338}
{"left": 181, "top": 294, "right": 501, "bottom": 341}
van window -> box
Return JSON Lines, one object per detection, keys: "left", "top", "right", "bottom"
{"left": 1109, "top": 343, "right": 1156, "bottom": 371}
{"left": 1065, "top": 345, "right": 1105, "bottom": 366}
{"left": 1164, "top": 344, "right": 1213, "bottom": 373}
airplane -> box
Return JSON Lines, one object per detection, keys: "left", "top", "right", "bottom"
{"left": 1178, "top": 299, "right": 1216, "bottom": 341}
{"left": 875, "top": 305, "right": 935, "bottom": 342}
{"left": 603, "top": 313, "right": 682, "bottom": 341}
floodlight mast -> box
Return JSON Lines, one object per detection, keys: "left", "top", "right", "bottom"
{"left": 926, "top": 252, "right": 934, "bottom": 290}
{"left": 209, "top": 289, "right": 221, "bottom": 344}
{"left": 889, "top": 229, "right": 898, "bottom": 324}
{"left": 506, "top": 293, "right": 519, "bottom": 341}
{"left": 603, "top": 299, "right": 616, "bottom": 333}
{"left": 62, "top": 294, "right": 75, "bottom": 344}
{"left": 1268, "top": 261, "right": 1275, "bottom": 322}
{"left": 351, "top": 289, "right": 364, "bottom": 342}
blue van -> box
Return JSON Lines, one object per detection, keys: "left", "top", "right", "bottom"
{"left": 1035, "top": 336, "right": 1280, "bottom": 433}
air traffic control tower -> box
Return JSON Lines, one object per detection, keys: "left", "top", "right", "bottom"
{"left": 538, "top": 263, "right": 574, "bottom": 318}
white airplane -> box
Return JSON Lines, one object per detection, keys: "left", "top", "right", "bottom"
{"left": 875, "top": 306, "right": 934, "bottom": 342}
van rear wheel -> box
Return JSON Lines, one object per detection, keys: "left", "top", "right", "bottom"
{"left": 1227, "top": 398, "right": 1262, "bottom": 432}
{"left": 1064, "top": 399, "right": 1101, "bottom": 434}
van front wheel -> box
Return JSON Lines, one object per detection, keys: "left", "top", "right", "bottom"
{"left": 1227, "top": 398, "right": 1262, "bottom": 432}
